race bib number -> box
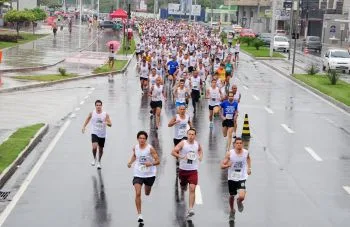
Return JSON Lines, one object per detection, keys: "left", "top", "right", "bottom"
{"left": 94, "top": 119, "right": 104, "bottom": 131}
{"left": 211, "top": 98, "right": 216, "bottom": 102}
{"left": 193, "top": 85, "right": 198, "bottom": 89}
{"left": 226, "top": 114, "right": 233, "bottom": 119}
{"left": 139, "top": 156, "right": 147, "bottom": 164}
{"left": 187, "top": 151, "right": 197, "bottom": 162}
{"left": 231, "top": 170, "right": 242, "bottom": 181}
{"left": 178, "top": 124, "right": 187, "bottom": 137}
{"left": 138, "top": 165, "right": 150, "bottom": 173}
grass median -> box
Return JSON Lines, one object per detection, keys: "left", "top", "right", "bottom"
{"left": 0, "top": 33, "right": 48, "bottom": 50}
{"left": 0, "top": 123, "right": 44, "bottom": 173}
{"left": 117, "top": 38, "right": 136, "bottom": 55}
{"left": 294, "top": 74, "right": 350, "bottom": 106}
{"left": 240, "top": 44, "right": 285, "bottom": 58}
{"left": 14, "top": 74, "right": 76, "bottom": 82}
{"left": 93, "top": 60, "right": 128, "bottom": 73}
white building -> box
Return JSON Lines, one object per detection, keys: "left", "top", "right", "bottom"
{"left": 12, "top": 0, "right": 38, "bottom": 10}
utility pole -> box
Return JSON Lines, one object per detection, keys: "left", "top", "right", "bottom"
{"left": 288, "top": 1, "right": 294, "bottom": 60}
{"left": 269, "top": 0, "right": 277, "bottom": 57}
{"left": 292, "top": 0, "right": 300, "bottom": 75}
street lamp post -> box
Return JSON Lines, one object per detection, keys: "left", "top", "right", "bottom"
{"left": 292, "top": 0, "right": 300, "bottom": 75}
{"left": 269, "top": 0, "right": 277, "bottom": 57}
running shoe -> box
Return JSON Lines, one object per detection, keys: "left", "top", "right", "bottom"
{"left": 237, "top": 199, "right": 244, "bottom": 212}
{"left": 138, "top": 214, "right": 144, "bottom": 223}
{"left": 229, "top": 211, "right": 235, "bottom": 221}
{"left": 187, "top": 209, "right": 195, "bottom": 217}
{"left": 91, "top": 159, "right": 96, "bottom": 166}
{"left": 97, "top": 162, "right": 102, "bottom": 170}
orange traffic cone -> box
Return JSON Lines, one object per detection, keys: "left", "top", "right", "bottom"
{"left": 242, "top": 113, "right": 251, "bottom": 139}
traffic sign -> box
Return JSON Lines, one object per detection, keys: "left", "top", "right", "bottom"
{"left": 323, "top": 21, "right": 327, "bottom": 28}
{"left": 340, "top": 24, "right": 345, "bottom": 31}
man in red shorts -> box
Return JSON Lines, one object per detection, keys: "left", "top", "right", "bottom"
{"left": 171, "top": 128, "right": 203, "bottom": 220}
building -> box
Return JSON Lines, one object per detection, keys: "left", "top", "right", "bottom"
{"left": 11, "top": 0, "right": 38, "bottom": 10}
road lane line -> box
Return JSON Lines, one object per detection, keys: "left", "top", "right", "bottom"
{"left": 84, "top": 95, "right": 89, "bottom": 99}
{"left": 75, "top": 107, "right": 80, "bottom": 111}
{"left": 304, "top": 147, "right": 323, "bottom": 162}
{"left": 0, "top": 120, "right": 72, "bottom": 226}
{"left": 70, "top": 113, "right": 76, "bottom": 118}
{"left": 264, "top": 106, "right": 274, "bottom": 114}
{"left": 88, "top": 91, "right": 92, "bottom": 95}
{"left": 90, "top": 87, "right": 95, "bottom": 91}
{"left": 343, "top": 186, "right": 350, "bottom": 194}
{"left": 252, "top": 95, "right": 260, "bottom": 101}
{"left": 80, "top": 100, "right": 85, "bottom": 105}
{"left": 195, "top": 185, "right": 203, "bottom": 205}
{"left": 242, "top": 85, "right": 248, "bottom": 90}
{"left": 259, "top": 63, "right": 350, "bottom": 117}
{"left": 281, "top": 124, "right": 295, "bottom": 133}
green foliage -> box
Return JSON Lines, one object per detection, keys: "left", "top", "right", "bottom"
{"left": 252, "top": 39, "right": 264, "bottom": 50}
{"left": 58, "top": 67, "right": 67, "bottom": 76}
{"left": 327, "top": 69, "right": 340, "bottom": 85}
{"left": 307, "top": 64, "right": 319, "bottom": 75}
{"left": 238, "top": 37, "right": 255, "bottom": 46}
{"left": 168, "top": 15, "right": 174, "bottom": 21}
{"left": 30, "top": 8, "right": 47, "bottom": 21}
{"left": 4, "top": 10, "right": 35, "bottom": 23}
{"left": 220, "top": 31, "right": 226, "bottom": 43}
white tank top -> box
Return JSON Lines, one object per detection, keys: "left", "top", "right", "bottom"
{"left": 140, "top": 64, "right": 149, "bottom": 78}
{"left": 228, "top": 149, "right": 249, "bottom": 181}
{"left": 149, "top": 75, "right": 159, "bottom": 86}
{"left": 177, "top": 68, "right": 185, "bottom": 78}
{"left": 198, "top": 67, "right": 206, "bottom": 80}
{"left": 182, "top": 58, "right": 190, "bottom": 68}
{"left": 151, "top": 85, "right": 163, "bottom": 101}
{"left": 91, "top": 110, "right": 107, "bottom": 138}
{"left": 133, "top": 144, "right": 157, "bottom": 178}
{"left": 174, "top": 114, "right": 190, "bottom": 139}
{"left": 202, "top": 57, "right": 210, "bottom": 67}
{"left": 208, "top": 87, "right": 221, "bottom": 106}
{"left": 179, "top": 140, "right": 200, "bottom": 171}
{"left": 176, "top": 87, "right": 187, "bottom": 103}
{"left": 191, "top": 76, "right": 201, "bottom": 91}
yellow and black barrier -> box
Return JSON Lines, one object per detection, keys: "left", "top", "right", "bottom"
{"left": 242, "top": 113, "right": 251, "bottom": 139}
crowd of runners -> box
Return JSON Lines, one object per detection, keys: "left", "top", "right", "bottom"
{"left": 82, "top": 19, "right": 252, "bottom": 224}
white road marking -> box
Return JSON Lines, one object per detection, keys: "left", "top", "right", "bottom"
{"left": 322, "top": 116, "right": 336, "bottom": 125}
{"left": 88, "top": 91, "right": 92, "bottom": 95}
{"left": 281, "top": 124, "right": 295, "bottom": 133}
{"left": 343, "top": 186, "right": 350, "bottom": 194}
{"left": 304, "top": 147, "right": 323, "bottom": 162}
{"left": 259, "top": 63, "right": 350, "bottom": 117}
{"left": 242, "top": 85, "right": 248, "bottom": 90}
{"left": 90, "top": 87, "right": 95, "bottom": 91}
{"left": 264, "top": 106, "right": 274, "bottom": 114}
{"left": 195, "top": 185, "right": 203, "bottom": 205}
{"left": 70, "top": 113, "right": 76, "bottom": 118}
{"left": 80, "top": 100, "right": 85, "bottom": 105}
{"left": 75, "top": 107, "right": 81, "bottom": 111}
{"left": 84, "top": 95, "right": 89, "bottom": 99}
{"left": 252, "top": 95, "right": 260, "bottom": 101}
{"left": 0, "top": 120, "right": 72, "bottom": 226}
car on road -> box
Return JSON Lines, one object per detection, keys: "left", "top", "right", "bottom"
{"left": 276, "top": 29, "right": 287, "bottom": 36}
{"left": 232, "top": 24, "right": 242, "bottom": 33}
{"left": 258, "top": 33, "right": 272, "bottom": 46}
{"left": 302, "top": 36, "right": 322, "bottom": 52}
{"left": 99, "top": 20, "right": 116, "bottom": 29}
{"left": 322, "top": 49, "right": 350, "bottom": 73}
{"left": 240, "top": 28, "right": 255, "bottom": 37}
{"left": 273, "top": 36, "right": 289, "bottom": 52}
{"left": 222, "top": 26, "right": 235, "bottom": 35}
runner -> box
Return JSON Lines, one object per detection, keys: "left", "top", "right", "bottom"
{"left": 234, "top": 40, "right": 240, "bottom": 63}
{"left": 138, "top": 58, "right": 150, "bottom": 94}
{"left": 82, "top": 100, "right": 112, "bottom": 169}
{"left": 206, "top": 79, "right": 222, "bottom": 128}
{"left": 221, "top": 138, "right": 251, "bottom": 221}
{"left": 127, "top": 131, "right": 160, "bottom": 223}
{"left": 171, "top": 128, "right": 203, "bottom": 220}
{"left": 168, "top": 105, "right": 193, "bottom": 146}
{"left": 149, "top": 77, "right": 167, "bottom": 129}
{"left": 174, "top": 79, "right": 190, "bottom": 109}
{"left": 190, "top": 70, "right": 202, "bottom": 113}
{"left": 220, "top": 91, "right": 238, "bottom": 151}
{"left": 167, "top": 55, "right": 179, "bottom": 86}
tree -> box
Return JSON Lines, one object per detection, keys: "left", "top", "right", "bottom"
{"left": 29, "top": 8, "right": 47, "bottom": 34}
{"left": 4, "top": 10, "right": 35, "bottom": 36}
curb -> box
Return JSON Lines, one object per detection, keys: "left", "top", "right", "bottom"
{"left": 241, "top": 49, "right": 285, "bottom": 61}
{"left": 0, "top": 124, "right": 49, "bottom": 189}
{"left": 260, "top": 60, "right": 350, "bottom": 113}
{"left": 0, "top": 30, "right": 102, "bottom": 73}
{"left": 0, "top": 54, "right": 134, "bottom": 94}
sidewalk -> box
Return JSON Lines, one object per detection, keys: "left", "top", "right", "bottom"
{"left": 0, "top": 24, "right": 100, "bottom": 70}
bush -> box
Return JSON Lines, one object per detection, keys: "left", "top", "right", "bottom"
{"left": 58, "top": 67, "right": 67, "bottom": 76}
{"left": 307, "top": 64, "right": 320, "bottom": 75}
{"left": 0, "top": 34, "right": 18, "bottom": 42}
{"left": 238, "top": 36, "right": 255, "bottom": 46}
{"left": 168, "top": 16, "right": 174, "bottom": 21}
{"left": 253, "top": 39, "right": 264, "bottom": 50}
{"left": 327, "top": 69, "right": 340, "bottom": 85}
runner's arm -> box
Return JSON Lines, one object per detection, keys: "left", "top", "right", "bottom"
{"left": 147, "top": 146, "right": 160, "bottom": 167}
{"left": 221, "top": 152, "right": 231, "bottom": 169}
{"left": 127, "top": 147, "right": 136, "bottom": 168}
{"left": 105, "top": 114, "right": 112, "bottom": 127}
{"left": 171, "top": 141, "right": 185, "bottom": 159}
{"left": 247, "top": 153, "right": 252, "bottom": 174}
{"left": 82, "top": 112, "right": 92, "bottom": 133}
{"left": 198, "top": 144, "right": 203, "bottom": 162}
{"left": 168, "top": 116, "right": 177, "bottom": 127}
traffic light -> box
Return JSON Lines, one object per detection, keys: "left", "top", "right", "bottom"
{"left": 292, "top": 33, "right": 299, "bottom": 39}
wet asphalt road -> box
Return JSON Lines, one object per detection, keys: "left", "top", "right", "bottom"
{"left": 1, "top": 52, "right": 350, "bottom": 227}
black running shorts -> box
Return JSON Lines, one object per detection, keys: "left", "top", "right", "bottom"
{"left": 133, "top": 176, "right": 156, "bottom": 186}
{"left": 91, "top": 134, "right": 106, "bottom": 147}
{"left": 228, "top": 180, "right": 246, "bottom": 196}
